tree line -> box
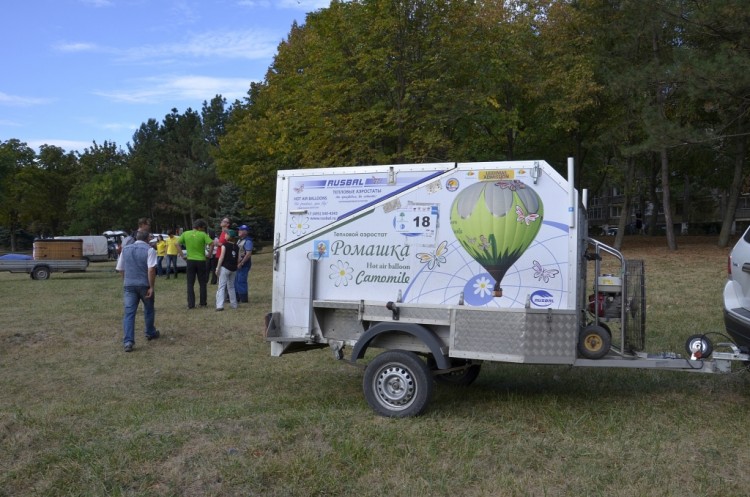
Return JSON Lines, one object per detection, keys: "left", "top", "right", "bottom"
{"left": 2, "top": 0, "right": 748, "bottom": 251}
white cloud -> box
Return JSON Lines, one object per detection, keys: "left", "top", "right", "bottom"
{"left": 80, "top": 0, "right": 114, "bottom": 7}
{"left": 238, "top": 0, "right": 332, "bottom": 8}
{"left": 95, "top": 75, "right": 252, "bottom": 104}
{"left": 55, "top": 42, "right": 101, "bottom": 53}
{"left": 102, "top": 122, "right": 138, "bottom": 132}
{"left": 58, "top": 30, "right": 281, "bottom": 63}
{"left": 0, "top": 91, "right": 51, "bottom": 107}
{"left": 26, "top": 139, "right": 94, "bottom": 153}
{"left": 0, "top": 119, "right": 23, "bottom": 127}
{"left": 157, "top": 30, "right": 281, "bottom": 60}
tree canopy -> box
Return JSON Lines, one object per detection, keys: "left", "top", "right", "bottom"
{"left": 2, "top": 0, "right": 749, "bottom": 249}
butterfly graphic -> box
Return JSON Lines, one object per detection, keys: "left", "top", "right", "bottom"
{"left": 532, "top": 260, "right": 559, "bottom": 283}
{"left": 478, "top": 235, "right": 491, "bottom": 251}
{"left": 416, "top": 241, "right": 448, "bottom": 270}
{"left": 293, "top": 184, "right": 305, "bottom": 194}
{"left": 516, "top": 205, "right": 539, "bottom": 225}
{"left": 497, "top": 180, "right": 525, "bottom": 191}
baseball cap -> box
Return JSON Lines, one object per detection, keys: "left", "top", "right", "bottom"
{"left": 238, "top": 225, "right": 249, "bottom": 231}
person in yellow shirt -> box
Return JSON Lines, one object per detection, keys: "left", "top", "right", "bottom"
{"left": 165, "top": 229, "right": 181, "bottom": 279}
{"left": 155, "top": 235, "right": 167, "bottom": 277}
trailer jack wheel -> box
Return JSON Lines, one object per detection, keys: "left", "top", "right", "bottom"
{"left": 685, "top": 334, "right": 713, "bottom": 359}
{"left": 578, "top": 325, "right": 611, "bottom": 359}
{"left": 363, "top": 350, "right": 433, "bottom": 418}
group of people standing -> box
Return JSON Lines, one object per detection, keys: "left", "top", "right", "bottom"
{"left": 153, "top": 231, "right": 181, "bottom": 278}
{"left": 116, "top": 216, "right": 254, "bottom": 352}
{"left": 179, "top": 217, "right": 253, "bottom": 311}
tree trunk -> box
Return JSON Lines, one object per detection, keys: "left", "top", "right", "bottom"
{"left": 615, "top": 157, "right": 636, "bottom": 250}
{"left": 647, "top": 154, "right": 659, "bottom": 235}
{"left": 660, "top": 148, "right": 677, "bottom": 250}
{"left": 718, "top": 125, "right": 746, "bottom": 248}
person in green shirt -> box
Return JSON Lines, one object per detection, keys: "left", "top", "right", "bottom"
{"left": 177, "top": 219, "right": 214, "bottom": 308}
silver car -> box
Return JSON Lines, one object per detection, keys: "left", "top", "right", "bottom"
{"left": 724, "top": 228, "right": 750, "bottom": 352}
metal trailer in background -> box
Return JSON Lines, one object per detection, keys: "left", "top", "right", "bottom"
{"left": 266, "top": 159, "right": 749, "bottom": 417}
{"left": 0, "top": 238, "right": 89, "bottom": 280}
{"left": 0, "top": 257, "right": 88, "bottom": 280}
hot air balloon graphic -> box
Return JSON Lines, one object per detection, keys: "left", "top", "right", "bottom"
{"left": 450, "top": 179, "right": 543, "bottom": 298}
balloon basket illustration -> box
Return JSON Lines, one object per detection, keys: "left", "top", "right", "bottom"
{"left": 450, "top": 179, "right": 544, "bottom": 299}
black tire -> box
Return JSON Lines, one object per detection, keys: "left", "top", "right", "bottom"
{"left": 685, "top": 334, "right": 713, "bottom": 358}
{"left": 363, "top": 350, "right": 433, "bottom": 418}
{"left": 32, "top": 266, "right": 50, "bottom": 280}
{"left": 428, "top": 356, "right": 482, "bottom": 386}
{"left": 578, "top": 325, "right": 612, "bottom": 359}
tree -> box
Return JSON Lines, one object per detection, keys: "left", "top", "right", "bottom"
{"left": 677, "top": 0, "right": 750, "bottom": 246}
{"left": 35, "top": 145, "right": 78, "bottom": 235}
{"left": 160, "top": 108, "right": 219, "bottom": 228}
{"left": 127, "top": 119, "right": 163, "bottom": 227}
{"left": 0, "top": 139, "right": 37, "bottom": 251}
{"left": 68, "top": 141, "right": 134, "bottom": 233}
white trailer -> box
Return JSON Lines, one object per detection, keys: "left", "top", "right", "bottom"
{"left": 266, "top": 159, "right": 749, "bottom": 417}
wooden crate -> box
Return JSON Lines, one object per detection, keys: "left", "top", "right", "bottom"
{"left": 33, "top": 239, "right": 83, "bottom": 260}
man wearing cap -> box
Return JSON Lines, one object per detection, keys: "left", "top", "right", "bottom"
{"left": 235, "top": 224, "right": 254, "bottom": 303}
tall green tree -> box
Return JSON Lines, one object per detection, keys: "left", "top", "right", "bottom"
{"left": 68, "top": 141, "right": 134, "bottom": 233}
{"left": 0, "top": 139, "right": 37, "bottom": 250}
{"left": 36, "top": 145, "right": 79, "bottom": 235}
{"left": 160, "top": 108, "right": 219, "bottom": 228}
{"left": 678, "top": 0, "right": 750, "bottom": 246}
{"left": 127, "top": 119, "right": 163, "bottom": 227}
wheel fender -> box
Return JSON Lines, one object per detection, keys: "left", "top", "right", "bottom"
{"left": 350, "top": 322, "right": 450, "bottom": 369}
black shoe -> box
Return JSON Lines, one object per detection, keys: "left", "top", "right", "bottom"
{"left": 124, "top": 342, "right": 133, "bottom": 352}
{"left": 146, "top": 330, "right": 160, "bottom": 341}
{"left": 216, "top": 308, "right": 224, "bottom": 312}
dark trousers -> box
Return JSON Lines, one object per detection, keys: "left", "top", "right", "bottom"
{"left": 186, "top": 259, "right": 208, "bottom": 308}
{"left": 209, "top": 257, "right": 219, "bottom": 284}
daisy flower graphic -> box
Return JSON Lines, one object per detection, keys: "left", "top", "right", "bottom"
{"left": 473, "top": 276, "right": 492, "bottom": 298}
{"left": 329, "top": 260, "right": 354, "bottom": 287}
{"left": 290, "top": 215, "right": 310, "bottom": 236}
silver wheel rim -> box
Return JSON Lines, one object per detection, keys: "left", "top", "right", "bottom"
{"left": 372, "top": 362, "right": 416, "bottom": 411}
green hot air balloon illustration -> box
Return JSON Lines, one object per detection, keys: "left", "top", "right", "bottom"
{"left": 450, "top": 179, "right": 543, "bottom": 297}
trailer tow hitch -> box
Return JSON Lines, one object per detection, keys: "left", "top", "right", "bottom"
{"left": 385, "top": 301, "right": 400, "bottom": 321}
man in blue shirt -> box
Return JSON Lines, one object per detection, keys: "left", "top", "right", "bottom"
{"left": 116, "top": 229, "right": 159, "bottom": 352}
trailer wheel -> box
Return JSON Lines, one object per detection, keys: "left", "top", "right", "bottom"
{"left": 578, "top": 325, "right": 611, "bottom": 359}
{"left": 363, "top": 350, "right": 433, "bottom": 418}
{"left": 428, "top": 357, "right": 482, "bottom": 386}
{"left": 32, "top": 266, "right": 51, "bottom": 280}
{"left": 685, "top": 334, "right": 713, "bottom": 359}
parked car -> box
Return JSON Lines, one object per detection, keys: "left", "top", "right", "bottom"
{"left": 723, "top": 227, "right": 750, "bottom": 352}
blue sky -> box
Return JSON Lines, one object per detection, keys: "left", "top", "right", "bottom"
{"left": 0, "top": 0, "right": 331, "bottom": 153}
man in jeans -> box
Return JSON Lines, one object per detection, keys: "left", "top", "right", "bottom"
{"left": 116, "top": 229, "right": 159, "bottom": 352}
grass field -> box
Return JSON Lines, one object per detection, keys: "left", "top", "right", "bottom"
{"left": 1, "top": 236, "right": 749, "bottom": 496}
